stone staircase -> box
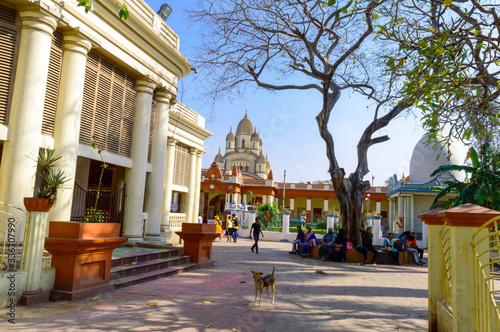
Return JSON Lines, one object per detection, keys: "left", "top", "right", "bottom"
{"left": 111, "top": 247, "right": 198, "bottom": 288}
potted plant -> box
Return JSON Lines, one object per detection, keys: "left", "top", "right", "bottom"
{"left": 25, "top": 149, "right": 68, "bottom": 211}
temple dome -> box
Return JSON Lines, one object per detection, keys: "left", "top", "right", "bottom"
{"left": 236, "top": 112, "right": 253, "bottom": 135}
{"left": 226, "top": 131, "right": 235, "bottom": 141}
{"left": 251, "top": 132, "right": 259, "bottom": 141}
{"left": 214, "top": 153, "right": 223, "bottom": 163}
{"left": 256, "top": 154, "right": 266, "bottom": 164}
{"left": 409, "top": 134, "right": 465, "bottom": 183}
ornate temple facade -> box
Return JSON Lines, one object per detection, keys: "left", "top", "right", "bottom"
{"left": 200, "top": 114, "right": 389, "bottom": 223}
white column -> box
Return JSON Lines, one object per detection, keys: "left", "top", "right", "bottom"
{"left": 144, "top": 90, "right": 174, "bottom": 241}
{"left": 48, "top": 34, "right": 92, "bottom": 222}
{"left": 185, "top": 148, "right": 198, "bottom": 223}
{"left": 122, "top": 79, "right": 156, "bottom": 242}
{"left": 282, "top": 212, "right": 290, "bottom": 235}
{"left": 243, "top": 193, "right": 247, "bottom": 205}
{"left": 0, "top": 12, "right": 57, "bottom": 208}
{"left": 262, "top": 195, "right": 267, "bottom": 204}
{"left": 397, "top": 196, "right": 404, "bottom": 231}
{"left": 306, "top": 198, "right": 311, "bottom": 211}
{"left": 323, "top": 199, "right": 329, "bottom": 214}
{"left": 191, "top": 150, "right": 203, "bottom": 221}
{"left": 161, "top": 138, "right": 177, "bottom": 231}
{"left": 290, "top": 198, "right": 295, "bottom": 211}
{"left": 326, "top": 214, "right": 334, "bottom": 230}
{"left": 373, "top": 216, "right": 383, "bottom": 246}
{"left": 23, "top": 210, "right": 49, "bottom": 292}
{"left": 410, "top": 196, "right": 415, "bottom": 233}
{"left": 376, "top": 201, "right": 381, "bottom": 214}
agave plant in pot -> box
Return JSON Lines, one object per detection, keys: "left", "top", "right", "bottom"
{"left": 24, "top": 149, "right": 68, "bottom": 212}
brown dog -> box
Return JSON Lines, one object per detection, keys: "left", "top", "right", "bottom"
{"left": 251, "top": 266, "right": 275, "bottom": 306}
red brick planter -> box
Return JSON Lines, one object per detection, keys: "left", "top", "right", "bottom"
{"left": 44, "top": 222, "right": 127, "bottom": 301}
{"left": 176, "top": 223, "right": 219, "bottom": 268}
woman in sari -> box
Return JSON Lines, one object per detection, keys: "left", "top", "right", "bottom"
{"left": 214, "top": 215, "right": 223, "bottom": 241}
{"left": 383, "top": 232, "right": 401, "bottom": 265}
{"left": 300, "top": 226, "right": 317, "bottom": 258}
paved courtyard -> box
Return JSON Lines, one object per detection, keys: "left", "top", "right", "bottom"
{"left": 2, "top": 238, "right": 428, "bottom": 331}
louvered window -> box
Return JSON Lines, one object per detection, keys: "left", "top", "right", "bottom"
{"left": 173, "top": 143, "right": 190, "bottom": 187}
{"left": 41, "top": 31, "right": 63, "bottom": 136}
{"left": 79, "top": 51, "right": 136, "bottom": 157}
{"left": 0, "top": 5, "right": 18, "bottom": 125}
{"left": 147, "top": 99, "right": 156, "bottom": 163}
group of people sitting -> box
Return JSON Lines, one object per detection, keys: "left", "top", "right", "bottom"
{"left": 288, "top": 225, "right": 425, "bottom": 265}
{"left": 289, "top": 226, "right": 348, "bottom": 262}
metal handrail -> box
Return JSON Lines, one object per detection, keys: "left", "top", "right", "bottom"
{"left": 0, "top": 202, "right": 28, "bottom": 272}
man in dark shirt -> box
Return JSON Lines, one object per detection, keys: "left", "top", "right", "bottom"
{"left": 356, "top": 227, "right": 378, "bottom": 265}
{"left": 289, "top": 226, "right": 305, "bottom": 254}
{"left": 250, "top": 217, "right": 264, "bottom": 254}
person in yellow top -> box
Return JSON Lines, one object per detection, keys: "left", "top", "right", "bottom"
{"left": 226, "top": 216, "right": 233, "bottom": 242}
{"left": 231, "top": 214, "right": 240, "bottom": 243}
{"left": 214, "top": 215, "right": 223, "bottom": 241}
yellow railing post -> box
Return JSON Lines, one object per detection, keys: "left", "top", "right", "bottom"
{"left": 419, "top": 208, "right": 445, "bottom": 332}
{"left": 438, "top": 204, "right": 500, "bottom": 332}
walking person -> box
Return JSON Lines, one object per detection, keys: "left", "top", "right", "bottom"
{"left": 214, "top": 215, "right": 223, "bottom": 241}
{"left": 231, "top": 214, "right": 239, "bottom": 242}
{"left": 250, "top": 217, "right": 264, "bottom": 254}
{"left": 226, "top": 216, "right": 233, "bottom": 242}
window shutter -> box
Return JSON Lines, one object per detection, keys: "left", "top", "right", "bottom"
{"left": 0, "top": 5, "right": 18, "bottom": 125}
{"left": 173, "top": 143, "right": 190, "bottom": 187}
{"left": 79, "top": 51, "right": 136, "bottom": 157}
{"left": 41, "top": 30, "right": 63, "bottom": 136}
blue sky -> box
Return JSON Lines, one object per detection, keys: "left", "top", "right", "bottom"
{"left": 146, "top": 0, "right": 468, "bottom": 185}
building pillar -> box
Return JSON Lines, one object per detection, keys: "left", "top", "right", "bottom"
{"left": 410, "top": 196, "right": 415, "bottom": 233}
{"left": 0, "top": 12, "right": 57, "bottom": 208}
{"left": 326, "top": 213, "right": 335, "bottom": 230}
{"left": 282, "top": 211, "right": 291, "bottom": 236}
{"left": 397, "top": 196, "right": 404, "bottom": 232}
{"left": 323, "top": 199, "right": 328, "bottom": 215}
{"left": 185, "top": 148, "right": 198, "bottom": 223}
{"left": 262, "top": 195, "right": 267, "bottom": 204}
{"left": 48, "top": 34, "right": 92, "bottom": 223}
{"left": 144, "top": 89, "right": 175, "bottom": 242}
{"left": 388, "top": 198, "right": 394, "bottom": 230}
{"left": 306, "top": 198, "right": 311, "bottom": 222}
{"left": 161, "top": 138, "right": 177, "bottom": 231}
{"left": 191, "top": 150, "right": 203, "bottom": 221}
{"left": 376, "top": 201, "right": 381, "bottom": 215}
{"left": 122, "top": 79, "right": 156, "bottom": 242}
{"left": 290, "top": 197, "right": 294, "bottom": 215}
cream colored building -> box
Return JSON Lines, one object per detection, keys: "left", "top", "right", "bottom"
{"left": 0, "top": 0, "right": 211, "bottom": 245}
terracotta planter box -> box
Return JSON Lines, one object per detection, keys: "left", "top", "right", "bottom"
{"left": 48, "top": 221, "right": 121, "bottom": 239}
{"left": 45, "top": 221, "right": 127, "bottom": 301}
{"left": 176, "top": 223, "right": 219, "bottom": 268}
{"left": 24, "top": 197, "right": 52, "bottom": 212}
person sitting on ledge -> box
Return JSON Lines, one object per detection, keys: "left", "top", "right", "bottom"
{"left": 300, "top": 225, "right": 317, "bottom": 258}
{"left": 318, "top": 227, "right": 336, "bottom": 261}
{"left": 383, "top": 233, "right": 401, "bottom": 265}
{"left": 356, "top": 227, "right": 378, "bottom": 265}
{"left": 403, "top": 233, "right": 424, "bottom": 265}
{"left": 411, "top": 232, "right": 424, "bottom": 261}
{"left": 331, "top": 229, "right": 347, "bottom": 262}
{"left": 289, "top": 225, "right": 305, "bottom": 255}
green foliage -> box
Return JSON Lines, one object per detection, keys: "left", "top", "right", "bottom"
{"left": 316, "top": 220, "right": 327, "bottom": 230}
{"left": 257, "top": 203, "right": 280, "bottom": 229}
{"left": 34, "top": 149, "right": 68, "bottom": 204}
{"left": 77, "top": 0, "right": 129, "bottom": 20}
{"left": 84, "top": 207, "right": 104, "bottom": 223}
{"left": 431, "top": 144, "right": 500, "bottom": 210}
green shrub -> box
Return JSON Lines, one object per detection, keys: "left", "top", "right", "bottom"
{"left": 257, "top": 203, "right": 280, "bottom": 229}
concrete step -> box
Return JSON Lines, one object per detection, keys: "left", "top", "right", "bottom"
{"left": 110, "top": 256, "right": 191, "bottom": 279}
{"left": 112, "top": 263, "right": 199, "bottom": 289}
{"left": 111, "top": 248, "right": 182, "bottom": 267}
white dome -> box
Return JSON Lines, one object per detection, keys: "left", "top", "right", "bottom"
{"left": 409, "top": 134, "right": 465, "bottom": 183}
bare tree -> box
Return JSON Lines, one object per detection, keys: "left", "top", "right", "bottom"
{"left": 189, "top": 0, "right": 412, "bottom": 244}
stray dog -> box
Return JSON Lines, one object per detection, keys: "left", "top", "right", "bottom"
{"left": 251, "top": 266, "right": 275, "bottom": 306}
